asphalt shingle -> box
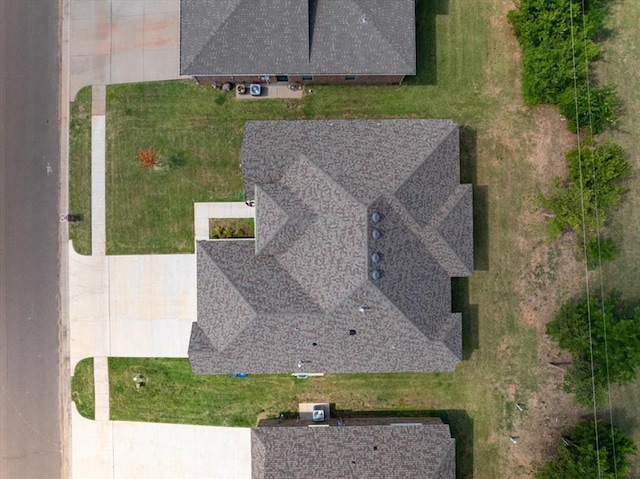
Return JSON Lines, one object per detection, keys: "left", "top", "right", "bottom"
{"left": 251, "top": 420, "right": 456, "bottom": 479}
{"left": 180, "top": 0, "right": 416, "bottom": 75}
{"left": 189, "top": 120, "right": 473, "bottom": 374}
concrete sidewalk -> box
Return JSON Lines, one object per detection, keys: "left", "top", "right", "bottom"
{"left": 91, "top": 85, "right": 106, "bottom": 255}
{"left": 194, "top": 202, "right": 255, "bottom": 241}
{"left": 69, "top": 82, "right": 258, "bottom": 478}
{"left": 69, "top": 241, "right": 255, "bottom": 478}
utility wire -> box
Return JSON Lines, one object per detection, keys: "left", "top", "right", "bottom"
{"left": 568, "top": 1, "right": 602, "bottom": 476}
{"left": 579, "top": 0, "right": 619, "bottom": 475}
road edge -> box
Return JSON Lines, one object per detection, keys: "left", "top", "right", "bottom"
{"left": 58, "top": 0, "right": 72, "bottom": 477}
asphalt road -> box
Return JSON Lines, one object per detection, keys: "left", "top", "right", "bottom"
{"left": 0, "top": 1, "right": 63, "bottom": 478}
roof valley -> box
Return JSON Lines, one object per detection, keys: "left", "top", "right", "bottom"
{"left": 382, "top": 194, "right": 471, "bottom": 277}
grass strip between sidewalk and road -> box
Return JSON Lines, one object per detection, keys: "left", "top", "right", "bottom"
{"left": 68, "top": 86, "right": 92, "bottom": 255}
{"left": 71, "top": 358, "right": 95, "bottom": 420}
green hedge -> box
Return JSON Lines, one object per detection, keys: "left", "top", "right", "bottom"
{"left": 509, "top": 0, "right": 611, "bottom": 110}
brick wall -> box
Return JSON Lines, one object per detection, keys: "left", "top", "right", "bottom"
{"left": 194, "top": 74, "right": 407, "bottom": 86}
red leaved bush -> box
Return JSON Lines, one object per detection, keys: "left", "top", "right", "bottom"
{"left": 138, "top": 147, "right": 157, "bottom": 168}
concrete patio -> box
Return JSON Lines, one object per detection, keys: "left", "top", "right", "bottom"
{"left": 235, "top": 82, "right": 304, "bottom": 100}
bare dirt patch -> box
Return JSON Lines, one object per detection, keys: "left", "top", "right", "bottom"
{"left": 527, "top": 106, "right": 576, "bottom": 182}
{"left": 507, "top": 144, "right": 586, "bottom": 475}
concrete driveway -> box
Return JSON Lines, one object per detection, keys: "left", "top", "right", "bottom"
{"left": 69, "top": 243, "right": 252, "bottom": 479}
{"left": 69, "top": 243, "right": 196, "bottom": 369}
{"left": 72, "top": 409, "right": 252, "bottom": 479}
{"left": 69, "top": 0, "right": 186, "bottom": 98}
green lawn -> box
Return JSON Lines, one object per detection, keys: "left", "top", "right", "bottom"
{"left": 68, "top": 0, "right": 640, "bottom": 477}
{"left": 104, "top": 358, "right": 484, "bottom": 479}
{"left": 69, "top": 0, "right": 549, "bottom": 476}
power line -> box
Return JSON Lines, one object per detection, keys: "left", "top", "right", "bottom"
{"left": 568, "top": 1, "right": 602, "bottom": 476}
{"left": 579, "top": 0, "right": 619, "bottom": 475}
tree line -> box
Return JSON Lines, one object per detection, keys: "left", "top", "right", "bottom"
{"left": 509, "top": 0, "right": 638, "bottom": 476}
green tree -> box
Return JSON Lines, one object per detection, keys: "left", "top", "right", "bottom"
{"left": 536, "top": 420, "right": 637, "bottom": 479}
{"left": 547, "top": 296, "right": 640, "bottom": 406}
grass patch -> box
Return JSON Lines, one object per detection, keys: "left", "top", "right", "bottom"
{"left": 103, "top": 77, "right": 491, "bottom": 254}
{"left": 209, "top": 217, "right": 254, "bottom": 239}
{"left": 71, "top": 358, "right": 95, "bottom": 420}
{"left": 68, "top": 86, "right": 92, "bottom": 255}
{"left": 107, "top": 358, "right": 516, "bottom": 479}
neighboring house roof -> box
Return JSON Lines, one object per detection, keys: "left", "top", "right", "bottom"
{"left": 251, "top": 421, "right": 456, "bottom": 479}
{"left": 189, "top": 119, "right": 473, "bottom": 374}
{"left": 180, "top": 0, "right": 416, "bottom": 76}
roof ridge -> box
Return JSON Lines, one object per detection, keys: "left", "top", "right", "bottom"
{"left": 255, "top": 184, "right": 290, "bottom": 255}
{"left": 198, "top": 241, "right": 258, "bottom": 351}
{"left": 353, "top": 273, "right": 435, "bottom": 342}
{"left": 392, "top": 122, "right": 458, "bottom": 198}
{"left": 294, "top": 153, "right": 366, "bottom": 209}
{"left": 435, "top": 313, "right": 462, "bottom": 359}
{"left": 201, "top": 241, "right": 258, "bottom": 313}
{"left": 428, "top": 184, "right": 470, "bottom": 228}
{"left": 432, "top": 434, "right": 457, "bottom": 478}
{"left": 427, "top": 230, "right": 472, "bottom": 277}
{"left": 348, "top": 0, "right": 415, "bottom": 71}
{"left": 255, "top": 177, "right": 319, "bottom": 257}
{"left": 185, "top": 0, "right": 246, "bottom": 73}
{"left": 429, "top": 184, "right": 473, "bottom": 276}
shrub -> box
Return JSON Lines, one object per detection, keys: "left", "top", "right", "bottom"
{"left": 541, "top": 142, "right": 629, "bottom": 239}
{"left": 535, "top": 420, "right": 637, "bottom": 478}
{"left": 566, "top": 142, "right": 629, "bottom": 211}
{"left": 584, "top": 236, "right": 618, "bottom": 269}
{"left": 509, "top": 0, "right": 605, "bottom": 106}
{"left": 547, "top": 296, "right": 640, "bottom": 407}
{"left": 560, "top": 84, "right": 620, "bottom": 133}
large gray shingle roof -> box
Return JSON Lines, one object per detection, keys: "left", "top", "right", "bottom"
{"left": 251, "top": 421, "right": 456, "bottom": 479}
{"left": 189, "top": 120, "right": 473, "bottom": 374}
{"left": 180, "top": 0, "right": 416, "bottom": 75}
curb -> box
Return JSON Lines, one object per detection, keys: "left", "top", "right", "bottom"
{"left": 58, "top": 0, "right": 72, "bottom": 477}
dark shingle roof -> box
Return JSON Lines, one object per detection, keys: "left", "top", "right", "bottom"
{"left": 189, "top": 120, "right": 473, "bottom": 374}
{"left": 251, "top": 421, "right": 456, "bottom": 479}
{"left": 180, "top": 0, "right": 416, "bottom": 75}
